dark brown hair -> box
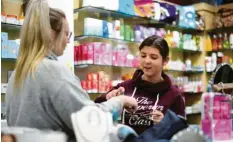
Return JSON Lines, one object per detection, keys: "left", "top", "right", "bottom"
{"left": 139, "top": 35, "right": 169, "bottom": 60}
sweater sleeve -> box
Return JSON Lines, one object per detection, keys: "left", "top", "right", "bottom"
{"left": 50, "top": 76, "right": 123, "bottom": 131}
{"left": 94, "top": 83, "right": 122, "bottom": 103}
{"left": 170, "top": 94, "right": 186, "bottom": 117}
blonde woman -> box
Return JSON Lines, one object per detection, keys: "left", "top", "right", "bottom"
{"left": 6, "top": 0, "right": 137, "bottom": 141}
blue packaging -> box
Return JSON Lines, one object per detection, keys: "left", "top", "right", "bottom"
{"left": 1, "top": 32, "right": 8, "bottom": 58}
{"left": 102, "top": 21, "right": 109, "bottom": 38}
{"left": 118, "top": 0, "right": 135, "bottom": 15}
{"left": 8, "top": 40, "right": 17, "bottom": 59}
{"left": 16, "top": 41, "right": 20, "bottom": 58}
{"left": 178, "top": 6, "right": 196, "bottom": 29}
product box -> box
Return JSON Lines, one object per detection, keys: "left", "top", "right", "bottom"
{"left": 97, "top": 71, "right": 106, "bottom": 93}
{"left": 84, "top": 18, "right": 103, "bottom": 37}
{"left": 78, "top": 45, "right": 83, "bottom": 64}
{"left": 82, "top": 44, "right": 89, "bottom": 64}
{"left": 1, "top": 32, "right": 8, "bottom": 58}
{"left": 102, "top": 43, "right": 112, "bottom": 65}
{"left": 1, "top": 83, "right": 8, "bottom": 94}
{"left": 178, "top": 6, "right": 196, "bottom": 29}
{"left": 15, "top": 40, "right": 20, "bottom": 58}
{"left": 91, "top": 73, "right": 98, "bottom": 93}
{"left": 124, "top": 25, "right": 131, "bottom": 41}
{"left": 87, "top": 43, "right": 94, "bottom": 64}
{"left": 107, "top": 23, "right": 113, "bottom": 38}
{"left": 86, "top": 73, "right": 92, "bottom": 93}
{"left": 103, "top": 21, "right": 109, "bottom": 38}
{"left": 93, "top": 42, "right": 104, "bottom": 65}
{"left": 81, "top": 80, "right": 87, "bottom": 92}
{"left": 201, "top": 92, "right": 232, "bottom": 141}
{"left": 6, "top": 15, "right": 18, "bottom": 25}
{"left": 119, "top": 0, "right": 135, "bottom": 15}
{"left": 117, "top": 47, "right": 128, "bottom": 67}
{"left": 125, "top": 54, "right": 134, "bottom": 67}
{"left": 112, "top": 45, "right": 128, "bottom": 67}
{"left": 134, "top": 0, "right": 154, "bottom": 17}
{"left": 1, "top": 0, "right": 23, "bottom": 18}
{"left": 74, "top": 46, "right": 78, "bottom": 65}
{"left": 113, "top": 20, "right": 121, "bottom": 39}
{"left": 1, "top": 13, "right": 6, "bottom": 23}
{"left": 8, "top": 40, "right": 15, "bottom": 59}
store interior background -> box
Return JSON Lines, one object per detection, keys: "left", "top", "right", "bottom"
{"left": 1, "top": 0, "right": 233, "bottom": 138}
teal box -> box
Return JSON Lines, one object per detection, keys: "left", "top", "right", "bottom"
{"left": 15, "top": 42, "right": 20, "bottom": 58}
{"left": 1, "top": 32, "right": 8, "bottom": 58}
{"left": 8, "top": 40, "right": 16, "bottom": 59}
{"left": 12, "top": 41, "right": 17, "bottom": 59}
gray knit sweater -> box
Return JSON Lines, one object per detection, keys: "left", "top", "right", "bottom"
{"left": 6, "top": 53, "right": 123, "bottom": 141}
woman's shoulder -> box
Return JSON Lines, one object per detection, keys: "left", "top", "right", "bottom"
{"left": 38, "top": 58, "right": 74, "bottom": 80}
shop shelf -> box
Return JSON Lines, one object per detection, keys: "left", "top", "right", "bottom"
{"left": 206, "top": 48, "right": 233, "bottom": 53}
{"left": 170, "top": 47, "right": 202, "bottom": 53}
{"left": 186, "top": 112, "right": 201, "bottom": 115}
{"left": 1, "top": 58, "right": 17, "bottom": 62}
{"left": 1, "top": 22, "right": 21, "bottom": 30}
{"left": 74, "top": 6, "right": 203, "bottom": 34}
{"left": 74, "top": 35, "right": 140, "bottom": 45}
{"left": 75, "top": 63, "right": 136, "bottom": 69}
{"left": 183, "top": 92, "right": 203, "bottom": 94}
{"left": 75, "top": 35, "right": 203, "bottom": 53}
{"left": 164, "top": 69, "right": 204, "bottom": 74}
{"left": 207, "top": 26, "right": 233, "bottom": 34}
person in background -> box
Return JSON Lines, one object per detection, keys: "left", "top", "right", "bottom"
{"left": 95, "top": 35, "right": 185, "bottom": 135}
{"left": 6, "top": 0, "right": 137, "bottom": 141}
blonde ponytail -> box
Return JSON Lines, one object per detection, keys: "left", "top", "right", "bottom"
{"left": 14, "top": 0, "right": 66, "bottom": 87}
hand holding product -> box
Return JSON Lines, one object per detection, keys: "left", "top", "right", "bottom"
{"left": 106, "top": 87, "right": 125, "bottom": 100}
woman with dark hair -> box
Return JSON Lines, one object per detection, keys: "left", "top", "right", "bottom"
{"left": 95, "top": 35, "right": 185, "bottom": 134}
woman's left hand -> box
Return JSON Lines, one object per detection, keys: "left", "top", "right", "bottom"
{"left": 150, "top": 110, "right": 164, "bottom": 124}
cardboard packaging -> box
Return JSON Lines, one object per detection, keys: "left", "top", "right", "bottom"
{"left": 1, "top": 0, "right": 23, "bottom": 18}
{"left": 1, "top": 32, "right": 8, "bottom": 58}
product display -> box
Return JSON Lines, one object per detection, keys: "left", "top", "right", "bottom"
{"left": 164, "top": 60, "right": 204, "bottom": 72}
{"left": 172, "top": 76, "right": 203, "bottom": 93}
{"left": 2, "top": 0, "right": 233, "bottom": 141}
{"left": 81, "top": 71, "right": 112, "bottom": 93}
{"left": 1, "top": 32, "right": 20, "bottom": 59}
{"left": 201, "top": 92, "right": 232, "bottom": 141}
{"left": 178, "top": 6, "right": 196, "bottom": 29}
{"left": 83, "top": 17, "right": 203, "bottom": 51}
{"left": 74, "top": 42, "right": 139, "bottom": 67}
{"left": 205, "top": 52, "right": 233, "bottom": 72}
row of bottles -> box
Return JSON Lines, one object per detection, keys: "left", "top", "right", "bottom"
{"left": 206, "top": 33, "right": 233, "bottom": 51}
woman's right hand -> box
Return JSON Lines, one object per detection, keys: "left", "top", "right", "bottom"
{"left": 117, "top": 95, "right": 138, "bottom": 113}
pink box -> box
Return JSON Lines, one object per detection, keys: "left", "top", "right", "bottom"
{"left": 93, "top": 42, "right": 104, "bottom": 65}
{"left": 118, "top": 48, "right": 128, "bottom": 67}
{"left": 77, "top": 45, "right": 83, "bottom": 64}
{"left": 201, "top": 93, "right": 232, "bottom": 141}
{"left": 74, "top": 46, "right": 78, "bottom": 65}
{"left": 112, "top": 50, "right": 117, "bottom": 66}
{"left": 102, "top": 43, "right": 112, "bottom": 65}
{"left": 87, "top": 43, "right": 94, "bottom": 64}
{"left": 82, "top": 44, "right": 89, "bottom": 64}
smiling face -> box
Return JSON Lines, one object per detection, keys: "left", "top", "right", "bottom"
{"left": 140, "top": 46, "right": 168, "bottom": 78}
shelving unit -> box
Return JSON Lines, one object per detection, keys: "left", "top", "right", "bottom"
{"left": 1, "top": 22, "right": 19, "bottom": 121}
{"left": 73, "top": 1, "right": 209, "bottom": 125}
{"left": 1, "top": 22, "right": 22, "bottom": 30}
